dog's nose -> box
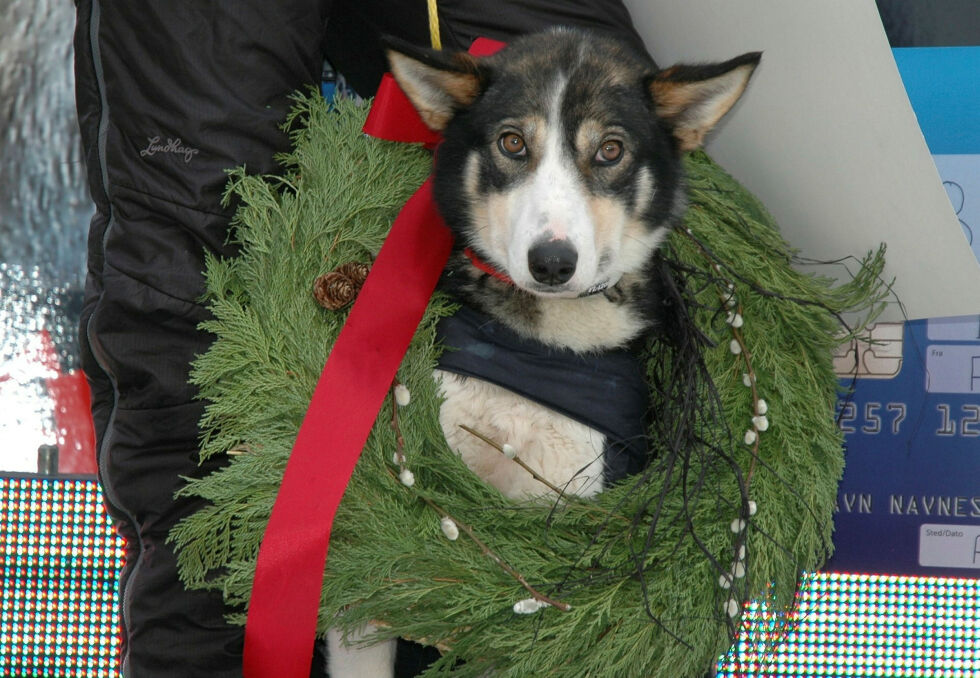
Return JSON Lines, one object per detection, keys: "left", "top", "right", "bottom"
{"left": 528, "top": 240, "right": 577, "bottom": 285}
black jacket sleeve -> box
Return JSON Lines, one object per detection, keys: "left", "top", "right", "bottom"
{"left": 324, "top": 0, "right": 648, "bottom": 96}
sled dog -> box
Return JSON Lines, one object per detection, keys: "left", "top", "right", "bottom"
{"left": 328, "top": 27, "right": 759, "bottom": 676}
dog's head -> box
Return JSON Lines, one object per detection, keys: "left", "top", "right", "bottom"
{"left": 388, "top": 29, "right": 759, "bottom": 299}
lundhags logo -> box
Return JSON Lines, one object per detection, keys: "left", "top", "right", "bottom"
{"left": 140, "top": 136, "right": 199, "bottom": 163}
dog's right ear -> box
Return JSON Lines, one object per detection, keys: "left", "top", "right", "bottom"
{"left": 384, "top": 36, "right": 488, "bottom": 131}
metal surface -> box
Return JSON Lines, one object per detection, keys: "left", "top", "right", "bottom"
{"left": 0, "top": 0, "right": 92, "bottom": 472}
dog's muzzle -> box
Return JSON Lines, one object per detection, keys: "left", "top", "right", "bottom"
{"left": 526, "top": 240, "right": 609, "bottom": 297}
{"left": 527, "top": 240, "right": 577, "bottom": 286}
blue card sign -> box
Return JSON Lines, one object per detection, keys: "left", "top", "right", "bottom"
{"left": 824, "top": 45, "right": 980, "bottom": 579}
{"left": 827, "top": 317, "right": 980, "bottom": 576}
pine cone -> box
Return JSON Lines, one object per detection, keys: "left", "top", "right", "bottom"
{"left": 313, "top": 261, "right": 371, "bottom": 310}
{"left": 334, "top": 261, "right": 370, "bottom": 287}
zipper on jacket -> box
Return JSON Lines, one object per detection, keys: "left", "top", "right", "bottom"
{"left": 86, "top": 2, "right": 142, "bottom": 675}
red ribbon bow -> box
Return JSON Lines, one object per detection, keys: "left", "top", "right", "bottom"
{"left": 243, "top": 38, "right": 504, "bottom": 678}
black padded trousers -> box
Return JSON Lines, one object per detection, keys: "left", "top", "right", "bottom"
{"left": 73, "top": 1, "right": 641, "bottom": 675}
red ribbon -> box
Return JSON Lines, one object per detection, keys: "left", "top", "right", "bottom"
{"left": 363, "top": 74, "right": 442, "bottom": 147}
{"left": 243, "top": 37, "right": 505, "bottom": 678}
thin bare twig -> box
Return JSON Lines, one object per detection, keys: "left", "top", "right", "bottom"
{"left": 387, "top": 392, "right": 571, "bottom": 612}
{"left": 457, "top": 424, "right": 569, "bottom": 497}
{"left": 420, "top": 494, "right": 572, "bottom": 612}
{"left": 382, "top": 465, "right": 572, "bottom": 612}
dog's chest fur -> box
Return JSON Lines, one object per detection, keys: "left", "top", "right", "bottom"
{"left": 436, "top": 370, "right": 606, "bottom": 500}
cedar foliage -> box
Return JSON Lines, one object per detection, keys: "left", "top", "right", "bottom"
{"left": 170, "top": 94, "right": 886, "bottom": 677}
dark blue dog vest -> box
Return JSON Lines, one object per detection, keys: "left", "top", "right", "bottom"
{"left": 435, "top": 306, "right": 651, "bottom": 484}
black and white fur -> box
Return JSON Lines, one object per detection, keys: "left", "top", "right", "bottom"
{"left": 328, "top": 28, "right": 759, "bottom": 676}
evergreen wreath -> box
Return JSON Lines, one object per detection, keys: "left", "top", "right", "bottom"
{"left": 170, "top": 94, "right": 887, "bottom": 677}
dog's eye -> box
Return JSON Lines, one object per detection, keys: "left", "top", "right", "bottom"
{"left": 595, "top": 140, "right": 623, "bottom": 165}
{"left": 498, "top": 132, "right": 527, "bottom": 158}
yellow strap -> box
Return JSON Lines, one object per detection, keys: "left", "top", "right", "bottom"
{"left": 427, "top": 0, "right": 442, "bottom": 49}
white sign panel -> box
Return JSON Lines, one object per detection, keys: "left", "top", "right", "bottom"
{"left": 624, "top": 0, "right": 980, "bottom": 321}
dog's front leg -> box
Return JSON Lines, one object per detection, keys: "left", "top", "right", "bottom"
{"left": 435, "top": 370, "right": 606, "bottom": 500}
{"left": 326, "top": 626, "right": 396, "bottom": 678}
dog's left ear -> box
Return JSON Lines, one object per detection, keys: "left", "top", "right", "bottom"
{"left": 384, "top": 37, "right": 489, "bottom": 131}
{"left": 648, "top": 52, "right": 761, "bottom": 152}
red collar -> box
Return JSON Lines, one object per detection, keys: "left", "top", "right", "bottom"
{"left": 462, "top": 247, "right": 614, "bottom": 297}
{"left": 463, "top": 247, "right": 514, "bottom": 285}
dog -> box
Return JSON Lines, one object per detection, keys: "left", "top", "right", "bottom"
{"left": 328, "top": 27, "right": 760, "bottom": 676}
